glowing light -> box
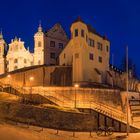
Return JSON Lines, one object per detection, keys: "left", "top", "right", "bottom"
{"left": 74, "top": 84, "right": 79, "bottom": 88}
{"left": 7, "top": 74, "right": 11, "bottom": 78}
{"left": 29, "top": 76, "right": 34, "bottom": 81}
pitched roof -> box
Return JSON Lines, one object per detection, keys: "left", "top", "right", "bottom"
{"left": 72, "top": 17, "right": 109, "bottom": 41}
{"left": 45, "top": 23, "right": 68, "bottom": 41}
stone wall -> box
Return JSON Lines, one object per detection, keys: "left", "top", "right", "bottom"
{"left": 32, "top": 87, "right": 123, "bottom": 111}
{"left": 0, "top": 65, "right": 72, "bottom": 87}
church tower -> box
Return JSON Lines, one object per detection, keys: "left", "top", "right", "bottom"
{"left": 34, "top": 23, "right": 45, "bottom": 65}
{"left": 0, "top": 31, "right": 6, "bottom": 75}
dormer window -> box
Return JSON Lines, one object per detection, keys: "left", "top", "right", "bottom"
{"left": 75, "top": 29, "right": 78, "bottom": 37}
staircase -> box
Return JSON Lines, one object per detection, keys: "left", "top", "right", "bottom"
{"left": 130, "top": 99, "right": 140, "bottom": 127}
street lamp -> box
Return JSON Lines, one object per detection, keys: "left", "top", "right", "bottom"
{"left": 29, "top": 76, "right": 34, "bottom": 93}
{"left": 74, "top": 84, "right": 79, "bottom": 108}
{"left": 126, "top": 47, "right": 129, "bottom": 136}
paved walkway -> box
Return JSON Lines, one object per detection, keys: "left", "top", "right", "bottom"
{"left": 0, "top": 122, "right": 140, "bottom": 140}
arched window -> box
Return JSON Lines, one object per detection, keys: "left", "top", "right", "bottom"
{"left": 38, "top": 41, "right": 41, "bottom": 47}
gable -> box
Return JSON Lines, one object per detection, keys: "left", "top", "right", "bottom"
{"left": 45, "top": 23, "right": 68, "bottom": 41}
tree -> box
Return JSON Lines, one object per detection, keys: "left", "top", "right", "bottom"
{"left": 119, "top": 56, "right": 138, "bottom": 78}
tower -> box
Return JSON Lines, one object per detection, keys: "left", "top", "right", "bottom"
{"left": 0, "top": 31, "right": 6, "bottom": 75}
{"left": 34, "top": 23, "right": 45, "bottom": 65}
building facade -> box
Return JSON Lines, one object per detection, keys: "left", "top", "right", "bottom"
{"left": 0, "top": 32, "right": 6, "bottom": 75}
{"left": 0, "top": 17, "right": 139, "bottom": 91}
{"left": 6, "top": 37, "right": 33, "bottom": 72}
{"left": 0, "top": 23, "right": 68, "bottom": 74}
{"left": 59, "top": 17, "right": 110, "bottom": 85}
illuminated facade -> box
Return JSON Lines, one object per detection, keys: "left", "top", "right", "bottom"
{"left": 6, "top": 37, "right": 33, "bottom": 72}
{"left": 0, "top": 17, "right": 139, "bottom": 91}
{"left": 0, "top": 32, "right": 6, "bottom": 75}
{"left": 0, "top": 23, "right": 68, "bottom": 73}
{"left": 59, "top": 17, "right": 111, "bottom": 85}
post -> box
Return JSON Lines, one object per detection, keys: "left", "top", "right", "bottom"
{"left": 74, "top": 84, "right": 79, "bottom": 108}
{"left": 126, "top": 46, "right": 129, "bottom": 136}
{"left": 29, "top": 76, "right": 34, "bottom": 103}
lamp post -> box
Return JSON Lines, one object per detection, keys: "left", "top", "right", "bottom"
{"left": 126, "top": 46, "right": 129, "bottom": 136}
{"left": 74, "top": 84, "right": 79, "bottom": 108}
{"left": 29, "top": 76, "right": 34, "bottom": 102}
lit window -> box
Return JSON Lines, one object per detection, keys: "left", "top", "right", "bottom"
{"left": 75, "top": 29, "right": 78, "bottom": 37}
{"left": 81, "top": 29, "right": 84, "bottom": 37}
{"left": 99, "top": 56, "right": 102, "bottom": 63}
{"left": 89, "top": 53, "right": 94, "bottom": 60}
{"left": 50, "top": 52, "right": 55, "bottom": 59}
{"left": 50, "top": 41, "right": 55, "bottom": 47}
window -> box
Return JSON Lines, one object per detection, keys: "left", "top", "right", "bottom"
{"left": 50, "top": 52, "right": 55, "bottom": 59}
{"left": 89, "top": 53, "right": 94, "bottom": 60}
{"left": 75, "top": 29, "right": 78, "bottom": 37}
{"left": 81, "top": 29, "right": 84, "bottom": 37}
{"left": 106, "top": 45, "right": 109, "bottom": 52}
{"left": 89, "top": 39, "right": 94, "bottom": 47}
{"left": 38, "top": 41, "right": 41, "bottom": 47}
{"left": 99, "top": 56, "right": 102, "bottom": 63}
{"left": 64, "top": 53, "right": 66, "bottom": 58}
{"left": 50, "top": 41, "right": 55, "bottom": 47}
{"left": 14, "top": 59, "right": 18, "bottom": 63}
{"left": 75, "top": 53, "right": 79, "bottom": 59}
{"left": 97, "top": 42, "right": 103, "bottom": 51}
{"left": 24, "top": 59, "right": 27, "bottom": 63}
{"left": 59, "top": 43, "right": 63, "bottom": 49}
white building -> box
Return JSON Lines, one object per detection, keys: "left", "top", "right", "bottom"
{"left": 6, "top": 37, "right": 33, "bottom": 72}
{"left": 0, "top": 23, "right": 68, "bottom": 74}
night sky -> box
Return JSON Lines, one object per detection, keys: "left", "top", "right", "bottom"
{"left": 0, "top": 0, "right": 140, "bottom": 76}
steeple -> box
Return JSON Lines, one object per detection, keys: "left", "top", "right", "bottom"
{"left": 38, "top": 21, "right": 42, "bottom": 32}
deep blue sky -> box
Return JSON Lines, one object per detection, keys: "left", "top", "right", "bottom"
{"left": 0, "top": 0, "right": 140, "bottom": 75}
